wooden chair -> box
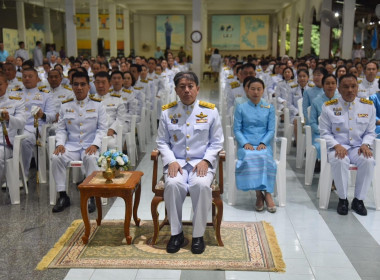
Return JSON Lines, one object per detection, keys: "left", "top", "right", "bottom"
{"left": 150, "top": 149, "right": 226, "bottom": 246}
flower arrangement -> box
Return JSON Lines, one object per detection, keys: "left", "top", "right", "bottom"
{"left": 97, "top": 149, "right": 130, "bottom": 171}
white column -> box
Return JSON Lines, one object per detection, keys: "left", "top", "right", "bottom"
{"left": 192, "top": 0, "right": 203, "bottom": 79}
{"left": 133, "top": 14, "right": 140, "bottom": 56}
{"left": 289, "top": 6, "right": 298, "bottom": 58}
{"left": 43, "top": 8, "right": 53, "bottom": 43}
{"left": 301, "top": 0, "right": 312, "bottom": 56}
{"left": 123, "top": 9, "right": 130, "bottom": 56}
{"left": 65, "top": 0, "right": 77, "bottom": 57}
{"left": 109, "top": 3, "right": 117, "bottom": 57}
{"left": 201, "top": 2, "right": 207, "bottom": 68}
{"left": 272, "top": 16, "right": 278, "bottom": 57}
{"left": 280, "top": 25, "right": 286, "bottom": 56}
{"left": 341, "top": 0, "right": 356, "bottom": 59}
{"left": 89, "top": 0, "right": 99, "bottom": 57}
{"left": 16, "top": 0, "right": 26, "bottom": 43}
{"left": 319, "top": 0, "right": 332, "bottom": 59}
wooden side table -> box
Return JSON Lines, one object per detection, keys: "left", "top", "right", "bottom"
{"left": 78, "top": 170, "right": 144, "bottom": 245}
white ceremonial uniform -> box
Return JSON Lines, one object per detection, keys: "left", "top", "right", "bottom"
{"left": 275, "top": 79, "right": 296, "bottom": 111}
{"left": 227, "top": 83, "right": 245, "bottom": 112}
{"left": 21, "top": 87, "right": 56, "bottom": 177}
{"left": 93, "top": 92, "right": 127, "bottom": 148}
{"left": 319, "top": 96, "right": 376, "bottom": 200}
{"left": 7, "top": 77, "right": 23, "bottom": 92}
{"left": 51, "top": 95, "right": 108, "bottom": 192}
{"left": 14, "top": 49, "right": 29, "bottom": 61}
{"left": 358, "top": 78, "right": 380, "bottom": 99}
{"left": 0, "top": 93, "right": 26, "bottom": 182}
{"left": 157, "top": 100, "right": 224, "bottom": 237}
{"left": 135, "top": 78, "right": 151, "bottom": 104}
{"left": 121, "top": 86, "right": 143, "bottom": 125}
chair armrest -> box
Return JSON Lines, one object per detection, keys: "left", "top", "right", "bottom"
{"left": 151, "top": 149, "right": 160, "bottom": 161}
{"left": 218, "top": 150, "right": 226, "bottom": 162}
{"left": 151, "top": 149, "right": 161, "bottom": 192}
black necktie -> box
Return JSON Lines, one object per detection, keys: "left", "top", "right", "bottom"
{"left": 301, "top": 88, "right": 304, "bottom": 96}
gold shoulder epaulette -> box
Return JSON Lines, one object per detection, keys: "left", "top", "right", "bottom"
{"left": 256, "top": 69, "right": 262, "bottom": 72}
{"left": 288, "top": 79, "right": 294, "bottom": 83}
{"left": 291, "top": 84, "right": 298, "bottom": 88}
{"left": 134, "top": 86, "right": 143, "bottom": 90}
{"left": 40, "top": 89, "right": 49, "bottom": 93}
{"left": 325, "top": 99, "right": 338, "bottom": 106}
{"left": 360, "top": 98, "right": 373, "bottom": 105}
{"left": 308, "top": 83, "right": 315, "bottom": 87}
{"left": 63, "top": 85, "right": 73, "bottom": 91}
{"left": 376, "top": 76, "right": 380, "bottom": 79}
{"left": 111, "top": 93, "right": 121, "bottom": 98}
{"left": 141, "top": 79, "right": 148, "bottom": 83}
{"left": 62, "top": 98, "right": 74, "bottom": 104}
{"left": 227, "top": 75, "right": 234, "bottom": 79}
{"left": 357, "top": 79, "right": 363, "bottom": 84}
{"left": 230, "top": 81, "right": 240, "bottom": 89}
{"left": 38, "top": 85, "right": 47, "bottom": 90}
{"left": 9, "top": 96, "right": 22, "bottom": 100}
{"left": 90, "top": 96, "right": 101, "bottom": 102}
{"left": 270, "top": 74, "right": 276, "bottom": 76}
{"left": 199, "top": 100, "right": 215, "bottom": 110}
{"left": 162, "top": 101, "right": 177, "bottom": 111}
{"left": 17, "top": 77, "right": 22, "bottom": 81}
{"left": 123, "top": 88, "right": 132, "bottom": 93}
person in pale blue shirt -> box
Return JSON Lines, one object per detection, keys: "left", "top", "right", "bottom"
{"left": 310, "top": 74, "right": 340, "bottom": 160}
{"left": 0, "top": 42, "right": 9, "bottom": 62}
{"left": 302, "top": 67, "right": 327, "bottom": 124}
{"left": 233, "top": 77, "right": 277, "bottom": 213}
{"left": 369, "top": 79, "right": 380, "bottom": 137}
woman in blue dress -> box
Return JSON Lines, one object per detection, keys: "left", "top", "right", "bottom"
{"left": 233, "top": 77, "right": 277, "bottom": 213}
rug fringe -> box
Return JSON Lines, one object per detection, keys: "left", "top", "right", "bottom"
{"left": 262, "top": 221, "right": 286, "bottom": 272}
{"left": 35, "top": 219, "right": 83, "bottom": 271}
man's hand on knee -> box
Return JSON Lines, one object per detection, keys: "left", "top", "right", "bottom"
{"left": 85, "top": 145, "right": 98, "bottom": 155}
{"left": 168, "top": 161, "right": 182, "bottom": 178}
{"left": 192, "top": 160, "right": 209, "bottom": 177}
{"left": 359, "top": 144, "right": 372, "bottom": 158}
{"left": 334, "top": 144, "right": 348, "bottom": 159}
{"left": 54, "top": 145, "right": 65, "bottom": 155}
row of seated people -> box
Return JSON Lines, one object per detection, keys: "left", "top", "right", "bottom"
{"left": 220, "top": 56, "right": 378, "bottom": 216}
{"left": 0, "top": 56, "right": 185, "bottom": 211}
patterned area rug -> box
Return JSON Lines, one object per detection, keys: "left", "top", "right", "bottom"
{"left": 36, "top": 220, "right": 285, "bottom": 272}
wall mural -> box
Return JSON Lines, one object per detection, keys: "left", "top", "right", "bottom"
{"left": 156, "top": 15, "right": 185, "bottom": 51}
{"left": 76, "top": 14, "right": 124, "bottom": 29}
{"left": 212, "top": 15, "right": 269, "bottom": 50}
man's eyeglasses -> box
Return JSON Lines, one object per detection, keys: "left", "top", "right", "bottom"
{"left": 72, "top": 82, "right": 88, "bottom": 87}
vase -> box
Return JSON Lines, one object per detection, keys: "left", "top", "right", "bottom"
{"left": 102, "top": 158, "right": 114, "bottom": 183}
{"left": 113, "top": 168, "right": 121, "bottom": 178}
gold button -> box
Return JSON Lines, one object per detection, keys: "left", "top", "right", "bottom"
{"left": 80, "top": 113, "right": 83, "bottom": 116}
{"left": 186, "top": 147, "right": 189, "bottom": 151}
{"left": 350, "top": 137, "right": 352, "bottom": 140}
{"left": 350, "top": 128, "right": 352, "bottom": 130}
{"left": 349, "top": 118, "right": 352, "bottom": 120}
{"left": 186, "top": 157, "right": 190, "bottom": 161}
{"left": 186, "top": 110, "right": 190, "bottom": 115}
{"left": 80, "top": 123, "right": 83, "bottom": 126}
{"left": 349, "top": 107, "right": 352, "bottom": 110}
{"left": 186, "top": 134, "right": 190, "bottom": 138}
{"left": 187, "top": 122, "right": 190, "bottom": 126}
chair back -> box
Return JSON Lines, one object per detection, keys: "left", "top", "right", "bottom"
{"left": 297, "top": 98, "right": 304, "bottom": 123}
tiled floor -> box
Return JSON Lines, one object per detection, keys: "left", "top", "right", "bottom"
{"left": 2, "top": 80, "right": 380, "bottom": 280}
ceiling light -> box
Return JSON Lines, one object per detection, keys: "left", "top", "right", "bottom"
{"left": 2, "top": 0, "right": 6, "bottom": 9}
{"left": 334, "top": 12, "right": 339, "bottom": 17}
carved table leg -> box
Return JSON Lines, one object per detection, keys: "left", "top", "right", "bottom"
{"left": 95, "top": 196, "right": 102, "bottom": 226}
{"left": 80, "top": 192, "right": 90, "bottom": 244}
{"left": 123, "top": 192, "right": 133, "bottom": 245}
{"left": 133, "top": 182, "right": 141, "bottom": 226}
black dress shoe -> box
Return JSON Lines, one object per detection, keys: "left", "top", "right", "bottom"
{"left": 52, "top": 196, "right": 71, "bottom": 213}
{"left": 337, "top": 198, "right": 349, "bottom": 215}
{"left": 88, "top": 197, "right": 96, "bottom": 213}
{"left": 166, "top": 232, "right": 184, "bottom": 253}
{"left": 191, "top": 236, "right": 205, "bottom": 254}
{"left": 352, "top": 198, "right": 367, "bottom": 216}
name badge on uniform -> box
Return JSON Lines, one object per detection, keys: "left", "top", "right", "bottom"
{"left": 86, "top": 109, "right": 96, "bottom": 112}
{"left": 334, "top": 112, "right": 341, "bottom": 116}
{"left": 66, "top": 109, "right": 74, "bottom": 113}
{"left": 358, "top": 113, "right": 368, "bottom": 118}
{"left": 106, "top": 104, "right": 115, "bottom": 107}
{"left": 333, "top": 107, "right": 342, "bottom": 111}
{"left": 173, "top": 134, "right": 178, "bottom": 142}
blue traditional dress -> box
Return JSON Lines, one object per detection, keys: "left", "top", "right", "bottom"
{"left": 369, "top": 92, "right": 380, "bottom": 137}
{"left": 233, "top": 99, "right": 277, "bottom": 192}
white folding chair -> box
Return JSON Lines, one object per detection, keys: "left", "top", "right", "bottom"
{"left": 48, "top": 136, "right": 109, "bottom": 205}
{"left": 283, "top": 107, "right": 293, "bottom": 154}
{"left": 137, "top": 107, "right": 146, "bottom": 153}
{"left": 123, "top": 115, "right": 138, "bottom": 167}
{"left": 318, "top": 138, "right": 380, "bottom": 210}
{"left": 6, "top": 134, "right": 28, "bottom": 204}
{"left": 33, "top": 124, "right": 52, "bottom": 184}
{"left": 304, "top": 125, "right": 317, "bottom": 185}
{"left": 295, "top": 115, "right": 306, "bottom": 168}
{"left": 145, "top": 101, "right": 152, "bottom": 143}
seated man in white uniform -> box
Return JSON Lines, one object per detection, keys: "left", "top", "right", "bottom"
{"left": 0, "top": 73, "right": 26, "bottom": 185}
{"left": 92, "top": 71, "right": 127, "bottom": 148}
{"left": 319, "top": 74, "right": 376, "bottom": 216}
{"left": 157, "top": 71, "right": 224, "bottom": 254}
{"left": 51, "top": 71, "right": 108, "bottom": 213}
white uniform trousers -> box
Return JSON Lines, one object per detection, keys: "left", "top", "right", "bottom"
{"left": 21, "top": 131, "right": 37, "bottom": 178}
{"left": 51, "top": 149, "right": 99, "bottom": 192}
{"left": 164, "top": 164, "right": 213, "bottom": 238}
{"left": 328, "top": 147, "right": 375, "bottom": 200}
{"left": 0, "top": 145, "right": 12, "bottom": 184}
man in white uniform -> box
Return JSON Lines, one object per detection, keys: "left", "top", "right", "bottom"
{"left": 51, "top": 71, "right": 107, "bottom": 212}
{"left": 319, "top": 74, "right": 376, "bottom": 216}
{"left": 157, "top": 72, "right": 224, "bottom": 254}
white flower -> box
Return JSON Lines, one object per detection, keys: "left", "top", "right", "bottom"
{"left": 109, "top": 149, "right": 117, "bottom": 154}
{"left": 116, "top": 156, "right": 124, "bottom": 166}
{"left": 101, "top": 158, "right": 107, "bottom": 169}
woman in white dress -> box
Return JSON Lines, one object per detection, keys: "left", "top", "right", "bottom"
{"left": 209, "top": 48, "right": 222, "bottom": 83}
